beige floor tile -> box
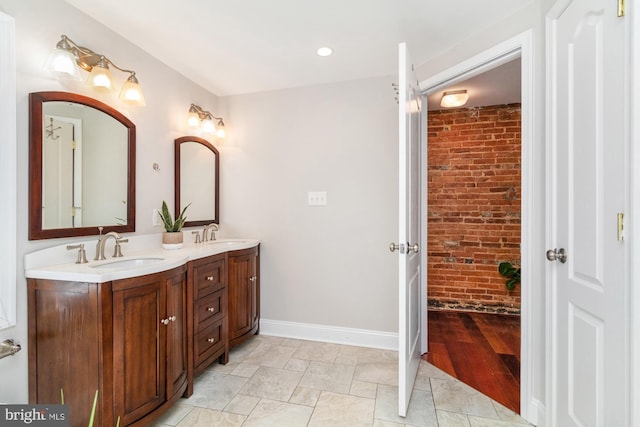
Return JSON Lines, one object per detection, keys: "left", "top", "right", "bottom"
{"left": 187, "top": 371, "right": 248, "bottom": 410}
{"left": 152, "top": 403, "right": 194, "bottom": 426}
{"left": 350, "top": 379, "right": 378, "bottom": 399}
{"left": 240, "top": 365, "right": 303, "bottom": 401}
{"left": 372, "top": 420, "right": 405, "bottom": 427}
{"left": 284, "top": 358, "right": 310, "bottom": 372}
{"left": 430, "top": 377, "right": 499, "bottom": 420}
{"left": 374, "top": 384, "right": 439, "bottom": 426}
{"left": 289, "top": 386, "right": 322, "bottom": 406}
{"left": 491, "top": 401, "right": 531, "bottom": 425}
{"left": 436, "top": 409, "right": 472, "bottom": 426}
{"left": 307, "top": 391, "right": 375, "bottom": 427}
{"left": 354, "top": 360, "right": 398, "bottom": 386}
{"left": 242, "top": 399, "right": 313, "bottom": 427}
{"left": 298, "top": 360, "right": 355, "bottom": 393}
{"left": 468, "top": 415, "right": 531, "bottom": 427}
{"left": 223, "top": 393, "right": 260, "bottom": 415}
{"left": 175, "top": 407, "right": 245, "bottom": 427}
{"left": 241, "top": 342, "right": 297, "bottom": 368}
{"left": 171, "top": 335, "right": 532, "bottom": 427}
{"left": 293, "top": 340, "right": 341, "bottom": 363}
{"left": 230, "top": 362, "right": 260, "bottom": 377}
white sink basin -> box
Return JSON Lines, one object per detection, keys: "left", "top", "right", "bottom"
{"left": 204, "top": 239, "right": 247, "bottom": 246}
{"left": 91, "top": 257, "right": 165, "bottom": 269}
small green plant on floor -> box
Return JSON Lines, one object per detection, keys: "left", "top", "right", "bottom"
{"left": 498, "top": 262, "right": 521, "bottom": 291}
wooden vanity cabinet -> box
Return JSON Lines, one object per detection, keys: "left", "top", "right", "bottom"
{"left": 111, "top": 265, "right": 189, "bottom": 426}
{"left": 228, "top": 246, "right": 260, "bottom": 348}
{"left": 189, "top": 253, "right": 228, "bottom": 379}
{"left": 28, "top": 264, "right": 189, "bottom": 427}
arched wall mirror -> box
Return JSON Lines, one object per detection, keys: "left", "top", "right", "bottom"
{"left": 175, "top": 136, "right": 219, "bottom": 227}
{"left": 29, "top": 91, "right": 136, "bottom": 240}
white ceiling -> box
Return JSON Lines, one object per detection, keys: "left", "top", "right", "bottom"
{"left": 65, "top": 0, "right": 530, "bottom": 98}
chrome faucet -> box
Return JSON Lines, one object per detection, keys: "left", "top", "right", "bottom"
{"left": 202, "top": 223, "right": 219, "bottom": 242}
{"left": 94, "top": 231, "right": 122, "bottom": 260}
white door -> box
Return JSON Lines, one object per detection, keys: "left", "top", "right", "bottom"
{"left": 394, "top": 42, "right": 422, "bottom": 417}
{"left": 548, "top": 0, "right": 629, "bottom": 425}
{"left": 42, "top": 117, "right": 75, "bottom": 229}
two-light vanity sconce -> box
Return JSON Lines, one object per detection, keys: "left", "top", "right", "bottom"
{"left": 45, "top": 35, "right": 226, "bottom": 137}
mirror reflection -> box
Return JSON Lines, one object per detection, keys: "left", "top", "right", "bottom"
{"left": 175, "top": 136, "right": 219, "bottom": 227}
{"left": 29, "top": 92, "right": 136, "bottom": 240}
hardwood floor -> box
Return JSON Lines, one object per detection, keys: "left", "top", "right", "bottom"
{"left": 423, "top": 309, "right": 521, "bottom": 413}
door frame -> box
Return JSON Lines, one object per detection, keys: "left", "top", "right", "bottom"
{"left": 418, "top": 29, "right": 540, "bottom": 424}
{"left": 632, "top": 3, "right": 640, "bottom": 426}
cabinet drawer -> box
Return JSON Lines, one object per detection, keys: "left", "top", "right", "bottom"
{"left": 193, "top": 257, "right": 225, "bottom": 299}
{"left": 195, "top": 289, "right": 225, "bottom": 330}
{"left": 195, "top": 320, "right": 224, "bottom": 366}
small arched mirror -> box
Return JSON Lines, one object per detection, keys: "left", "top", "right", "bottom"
{"left": 175, "top": 136, "right": 219, "bottom": 227}
{"left": 29, "top": 91, "right": 136, "bottom": 240}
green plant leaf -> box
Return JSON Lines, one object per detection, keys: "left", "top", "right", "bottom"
{"left": 498, "top": 262, "right": 513, "bottom": 275}
{"left": 506, "top": 279, "right": 517, "bottom": 290}
{"left": 88, "top": 390, "right": 98, "bottom": 427}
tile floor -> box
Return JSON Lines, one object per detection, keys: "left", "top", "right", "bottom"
{"left": 154, "top": 335, "right": 533, "bottom": 427}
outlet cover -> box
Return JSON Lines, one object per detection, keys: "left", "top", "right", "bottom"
{"left": 308, "top": 191, "right": 327, "bottom": 206}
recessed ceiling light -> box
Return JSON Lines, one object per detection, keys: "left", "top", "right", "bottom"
{"left": 317, "top": 47, "right": 333, "bottom": 57}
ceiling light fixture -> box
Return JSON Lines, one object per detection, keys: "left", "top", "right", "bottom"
{"left": 316, "top": 47, "right": 333, "bottom": 57}
{"left": 188, "top": 104, "right": 226, "bottom": 138}
{"left": 44, "top": 34, "right": 146, "bottom": 106}
{"left": 440, "top": 89, "right": 469, "bottom": 108}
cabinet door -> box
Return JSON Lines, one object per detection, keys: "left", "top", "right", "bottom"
{"left": 228, "top": 247, "right": 259, "bottom": 346}
{"left": 28, "top": 280, "right": 102, "bottom": 427}
{"left": 113, "top": 280, "right": 166, "bottom": 425}
{"left": 165, "top": 269, "right": 188, "bottom": 400}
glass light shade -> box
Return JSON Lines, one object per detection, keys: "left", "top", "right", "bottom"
{"left": 44, "top": 48, "right": 82, "bottom": 80}
{"left": 216, "top": 127, "right": 226, "bottom": 138}
{"left": 201, "top": 116, "right": 216, "bottom": 133}
{"left": 87, "top": 63, "right": 114, "bottom": 91}
{"left": 119, "top": 76, "right": 146, "bottom": 106}
{"left": 187, "top": 112, "right": 200, "bottom": 128}
{"left": 440, "top": 90, "right": 469, "bottom": 108}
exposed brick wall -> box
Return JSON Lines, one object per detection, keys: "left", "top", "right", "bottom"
{"left": 427, "top": 104, "right": 521, "bottom": 312}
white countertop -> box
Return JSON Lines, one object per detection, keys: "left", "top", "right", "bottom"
{"left": 25, "top": 233, "right": 260, "bottom": 282}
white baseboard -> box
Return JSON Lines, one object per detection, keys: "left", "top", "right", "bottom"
{"left": 259, "top": 319, "right": 398, "bottom": 351}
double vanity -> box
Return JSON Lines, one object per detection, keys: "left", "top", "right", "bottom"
{"left": 25, "top": 234, "right": 260, "bottom": 427}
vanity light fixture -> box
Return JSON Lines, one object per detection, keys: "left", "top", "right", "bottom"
{"left": 187, "top": 104, "right": 226, "bottom": 138}
{"left": 44, "top": 35, "right": 146, "bottom": 106}
{"left": 440, "top": 89, "right": 469, "bottom": 108}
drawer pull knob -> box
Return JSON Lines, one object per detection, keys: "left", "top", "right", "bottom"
{"left": 206, "top": 276, "right": 214, "bottom": 281}
{"left": 169, "top": 315, "right": 176, "bottom": 322}
{"left": 161, "top": 318, "right": 169, "bottom": 325}
{"left": 249, "top": 276, "right": 257, "bottom": 282}
{"left": 207, "top": 307, "right": 216, "bottom": 313}
{"left": 207, "top": 338, "right": 216, "bottom": 343}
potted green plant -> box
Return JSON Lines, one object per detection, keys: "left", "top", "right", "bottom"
{"left": 158, "top": 200, "right": 190, "bottom": 249}
{"left": 498, "top": 261, "right": 521, "bottom": 290}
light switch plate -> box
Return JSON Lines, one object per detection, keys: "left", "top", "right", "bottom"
{"left": 308, "top": 191, "right": 327, "bottom": 206}
{"left": 152, "top": 209, "right": 161, "bottom": 226}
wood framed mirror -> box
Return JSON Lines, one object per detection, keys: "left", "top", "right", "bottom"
{"left": 174, "top": 136, "right": 219, "bottom": 227}
{"left": 29, "top": 91, "right": 136, "bottom": 240}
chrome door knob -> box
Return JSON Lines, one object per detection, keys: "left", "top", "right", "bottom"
{"left": 407, "top": 243, "right": 419, "bottom": 254}
{"left": 389, "top": 243, "right": 402, "bottom": 253}
{"left": 546, "top": 248, "right": 567, "bottom": 263}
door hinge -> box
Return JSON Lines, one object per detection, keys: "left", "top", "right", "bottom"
{"left": 618, "top": 0, "right": 625, "bottom": 17}
{"left": 71, "top": 207, "right": 76, "bottom": 217}
{"left": 72, "top": 139, "right": 76, "bottom": 149}
{"left": 617, "top": 212, "right": 624, "bottom": 241}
